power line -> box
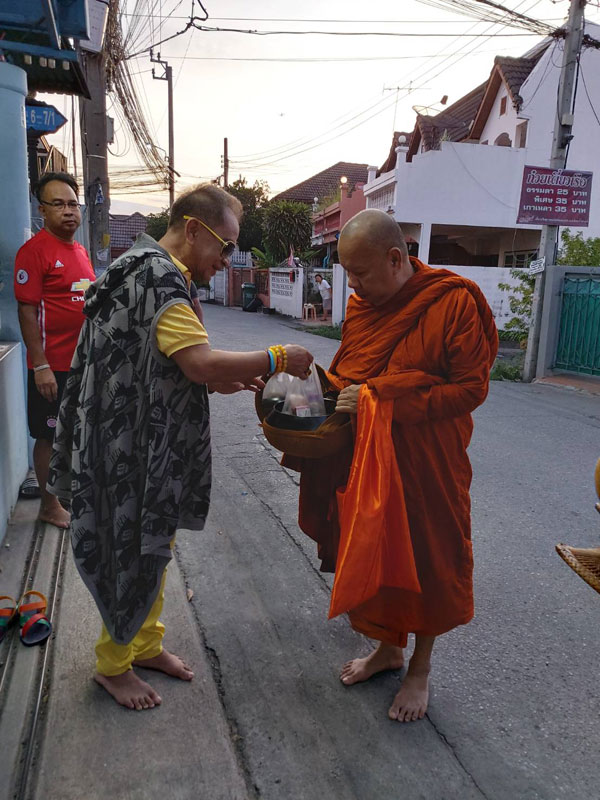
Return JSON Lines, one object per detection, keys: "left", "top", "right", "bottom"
{"left": 231, "top": 0, "right": 544, "bottom": 167}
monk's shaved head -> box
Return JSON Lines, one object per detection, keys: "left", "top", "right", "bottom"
{"left": 339, "top": 209, "right": 409, "bottom": 262}
{"left": 338, "top": 209, "right": 415, "bottom": 306}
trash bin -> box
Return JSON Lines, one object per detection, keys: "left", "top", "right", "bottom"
{"left": 241, "top": 282, "right": 257, "bottom": 310}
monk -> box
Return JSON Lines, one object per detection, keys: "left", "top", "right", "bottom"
{"left": 291, "top": 209, "right": 498, "bottom": 722}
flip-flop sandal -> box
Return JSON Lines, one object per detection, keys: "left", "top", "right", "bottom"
{"left": 0, "top": 595, "right": 17, "bottom": 643}
{"left": 18, "top": 590, "right": 52, "bottom": 646}
{"left": 19, "top": 475, "right": 41, "bottom": 499}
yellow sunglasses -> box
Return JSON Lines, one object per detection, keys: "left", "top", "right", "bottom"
{"left": 183, "top": 215, "right": 236, "bottom": 258}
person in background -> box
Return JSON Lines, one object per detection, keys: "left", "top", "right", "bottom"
{"left": 14, "top": 172, "right": 95, "bottom": 529}
{"left": 315, "top": 273, "right": 332, "bottom": 322}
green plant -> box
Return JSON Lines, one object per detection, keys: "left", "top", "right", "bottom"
{"left": 263, "top": 200, "right": 312, "bottom": 262}
{"left": 498, "top": 268, "right": 535, "bottom": 345}
{"left": 490, "top": 360, "right": 522, "bottom": 381}
{"left": 228, "top": 177, "right": 270, "bottom": 252}
{"left": 557, "top": 229, "right": 600, "bottom": 267}
{"left": 145, "top": 209, "right": 169, "bottom": 240}
{"left": 302, "top": 324, "right": 342, "bottom": 340}
{"left": 250, "top": 246, "right": 279, "bottom": 269}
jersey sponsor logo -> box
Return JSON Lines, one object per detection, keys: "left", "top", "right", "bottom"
{"left": 16, "top": 269, "right": 29, "bottom": 284}
{"left": 71, "top": 279, "right": 91, "bottom": 292}
{"left": 54, "top": 260, "right": 65, "bottom": 268}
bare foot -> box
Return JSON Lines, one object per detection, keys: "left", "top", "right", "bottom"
{"left": 38, "top": 499, "right": 70, "bottom": 529}
{"left": 94, "top": 670, "right": 162, "bottom": 710}
{"left": 388, "top": 670, "right": 430, "bottom": 722}
{"left": 133, "top": 649, "right": 194, "bottom": 680}
{"left": 340, "top": 643, "right": 404, "bottom": 686}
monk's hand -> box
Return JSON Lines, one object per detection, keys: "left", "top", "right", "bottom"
{"left": 335, "top": 384, "right": 362, "bottom": 414}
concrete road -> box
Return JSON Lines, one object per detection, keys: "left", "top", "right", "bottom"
{"left": 28, "top": 304, "right": 600, "bottom": 800}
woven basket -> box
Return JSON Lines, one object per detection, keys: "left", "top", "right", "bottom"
{"left": 555, "top": 544, "right": 600, "bottom": 595}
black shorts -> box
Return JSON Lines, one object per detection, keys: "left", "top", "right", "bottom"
{"left": 27, "top": 369, "right": 69, "bottom": 442}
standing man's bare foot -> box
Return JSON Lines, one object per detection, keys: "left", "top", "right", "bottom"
{"left": 133, "top": 649, "right": 194, "bottom": 680}
{"left": 38, "top": 498, "right": 70, "bottom": 529}
{"left": 94, "top": 670, "right": 162, "bottom": 710}
{"left": 388, "top": 669, "right": 430, "bottom": 722}
{"left": 340, "top": 642, "right": 404, "bottom": 685}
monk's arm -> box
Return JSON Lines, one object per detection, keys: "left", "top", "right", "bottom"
{"left": 371, "top": 292, "right": 493, "bottom": 425}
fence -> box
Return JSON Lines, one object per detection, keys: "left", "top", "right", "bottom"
{"left": 555, "top": 274, "right": 600, "bottom": 375}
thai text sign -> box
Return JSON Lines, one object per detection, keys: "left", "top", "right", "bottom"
{"left": 270, "top": 272, "right": 293, "bottom": 298}
{"left": 517, "top": 166, "right": 592, "bottom": 227}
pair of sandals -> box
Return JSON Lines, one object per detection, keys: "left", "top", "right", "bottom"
{"left": 0, "top": 591, "right": 52, "bottom": 646}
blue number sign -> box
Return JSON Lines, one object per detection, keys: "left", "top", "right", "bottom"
{"left": 25, "top": 105, "right": 68, "bottom": 135}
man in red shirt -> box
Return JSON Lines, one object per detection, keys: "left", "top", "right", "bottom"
{"left": 14, "top": 172, "right": 95, "bottom": 528}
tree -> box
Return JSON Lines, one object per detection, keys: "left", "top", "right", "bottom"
{"left": 498, "top": 269, "right": 535, "bottom": 343}
{"left": 227, "top": 177, "right": 270, "bottom": 252}
{"left": 262, "top": 200, "right": 313, "bottom": 262}
{"left": 145, "top": 209, "right": 169, "bottom": 240}
{"left": 557, "top": 229, "right": 600, "bottom": 267}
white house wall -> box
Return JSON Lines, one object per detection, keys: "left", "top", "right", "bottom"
{"left": 479, "top": 79, "right": 520, "bottom": 146}
{"left": 391, "top": 141, "right": 536, "bottom": 230}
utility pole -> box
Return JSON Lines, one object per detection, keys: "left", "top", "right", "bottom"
{"left": 79, "top": 48, "right": 110, "bottom": 273}
{"left": 223, "top": 137, "right": 229, "bottom": 187}
{"left": 522, "top": 0, "right": 586, "bottom": 382}
{"left": 151, "top": 51, "right": 174, "bottom": 208}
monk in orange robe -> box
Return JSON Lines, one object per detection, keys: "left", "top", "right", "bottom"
{"left": 292, "top": 209, "right": 498, "bottom": 722}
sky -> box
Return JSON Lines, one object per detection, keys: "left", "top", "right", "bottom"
{"left": 45, "top": 0, "right": 600, "bottom": 215}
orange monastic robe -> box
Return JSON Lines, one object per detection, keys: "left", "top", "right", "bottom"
{"left": 294, "top": 258, "right": 498, "bottom": 647}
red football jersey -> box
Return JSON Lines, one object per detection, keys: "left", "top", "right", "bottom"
{"left": 14, "top": 228, "right": 96, "bottom": 371}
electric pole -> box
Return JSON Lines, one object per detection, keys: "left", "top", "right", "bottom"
{"left": 223, "top": 137, "right": 229, "bottom": 188}
{"left": 522, "top": 0, "right": 586, "bottom": 382}
{"left": 151, "top": 51, "right": 175, "bottom": 208}
{"left": 79, "top": 48, "right": 110, "bottom": 273}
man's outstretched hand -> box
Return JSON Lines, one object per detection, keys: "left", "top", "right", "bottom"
{"left": 210, "top": 376, "right": 265, "bottom": 395}
{"left": 335, "top": 383, "right": 362, "bottom": 414}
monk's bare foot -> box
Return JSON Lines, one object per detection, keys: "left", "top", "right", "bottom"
{"left": 133, "top": 649, "right": 194, "bottom": 680}
{"left": 38, "top": 498, "right": 70, "bottom": 529}
{"left": 388, "top": 669, "right": 430, "bottom": 722}
{"left": 94, "top": 670, "right": 162, "bottom": 710}
{"left": 340, "top": 643, "right": 404, "bottom": 686}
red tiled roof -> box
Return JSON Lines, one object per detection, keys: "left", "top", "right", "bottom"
{"left": 494, "top": 55, "right": 541, "bottom": 106}
{"left": 109, "top": 212, "right": 148, "bottom": 248}
{"left": 272, "top": 162, "right": 369, "bottom": 204}
{"left": 411, "top": 83, "right": 487, "bottom": 156}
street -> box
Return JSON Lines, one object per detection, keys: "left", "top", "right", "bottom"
{"left": 6, "top": 303, "right": 600, "bottom": 800}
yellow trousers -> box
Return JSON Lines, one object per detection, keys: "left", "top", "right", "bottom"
{"left": 95, "top": 565, "right": 167, "bottom": 677}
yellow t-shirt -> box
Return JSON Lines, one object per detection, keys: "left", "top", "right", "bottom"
{"left": 155, "top": 254, "right": 209, "bottom": 358}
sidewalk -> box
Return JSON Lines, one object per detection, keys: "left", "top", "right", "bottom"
{"left": 536, "top": 372, "right": 600, "bottom": 396}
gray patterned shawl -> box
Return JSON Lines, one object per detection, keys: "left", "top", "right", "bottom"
{"left": 49, "top": 234, "right": 211, "bottom": 644}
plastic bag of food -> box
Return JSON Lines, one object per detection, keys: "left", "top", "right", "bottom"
{"left": 282, "top": 364, "right": 326, "bottom": 417}
{"left": 262, "top": 372, "right": 293, "bottom": 413}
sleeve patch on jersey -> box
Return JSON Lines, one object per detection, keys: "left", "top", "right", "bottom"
{"left": 16, "top": 269, "right": 29, "bottom": 285}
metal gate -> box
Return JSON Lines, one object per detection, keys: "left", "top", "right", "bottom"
{"left": 555, "top": 275, "right": 600, "bottom": 375}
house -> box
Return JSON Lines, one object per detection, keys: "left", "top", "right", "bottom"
{"left": 311, "top": 180, "right": 367, "bottom": 267}
{"left": 109, "top": 212, "right": 148, "bottom": 261}
{"left": 360, "top": 26, "right": 600, "bottom": 329}
{"left": 272, "top": 161, "right": 369, "bottom": 205}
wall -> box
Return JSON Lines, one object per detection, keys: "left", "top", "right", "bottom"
{"left": 269, "top": 268, "right": 304, "bottom": 318}
{"left": 331, "top": 263, "right": 521, "bottom": 329}
{"left": 479, "top": 78, "right": 521, "bottom": 147}
{"left": 0, "top": 343, "right": 29, "bottom": 544}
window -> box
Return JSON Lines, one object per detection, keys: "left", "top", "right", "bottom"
{"left": 500, "top": 96, "right": 507, "bottom": 116}
{"left": 516, "top": 120, "right": 528, "bottom": 148}
{"left": 504, "top": 250, "right": 538, "bottom": 269}
{"left": 494, "top": 132, "right": 512, "bottom": 147}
